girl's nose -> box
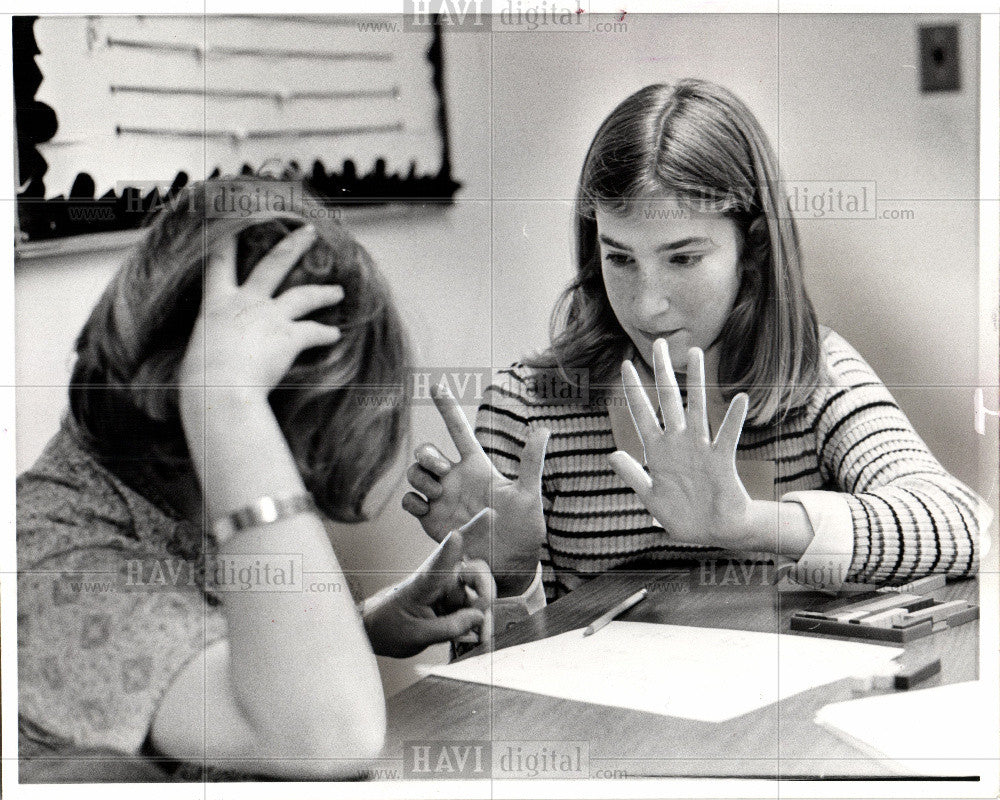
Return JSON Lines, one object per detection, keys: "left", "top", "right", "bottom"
{"left": 636, "top": 272, "right": 670, "bottom": 319}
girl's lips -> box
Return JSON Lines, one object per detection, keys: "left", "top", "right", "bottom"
{"left": 639, "top": 328, "right": 682, "bottom": 340}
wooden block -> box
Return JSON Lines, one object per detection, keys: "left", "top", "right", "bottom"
{"left": 945, "top": 605, "right": 980, "bottom": 629}
{"left": 790, "top": 614, "right": 934, "bottom": 643}
{"left": 794, "top": 610, "right": 833, "bottom": 620}
{"left": 898, "top": 600, "right": 969, "bottom": 626}
{"left": 900, "top": 619, "right": 935, "bottom": 641}
{"left": 896, "top": 596, "right": 936, "bottom": 613}
{"left": 829, "top": 593, "right": 926, "bottom": 622}
{"left": 856, "top": 608, "right": 906, "bottom": 627}
{"left": 849, "top": 663, "right": 900, "bottom": 692}
{"left": 893, "top": 658, "right": 941, "bottom": 690}
{"left": 931, "top": 601, "right": 976, "bottom": 622}
{"left": 893, "top": 614, "right": 933, "bottom": 629}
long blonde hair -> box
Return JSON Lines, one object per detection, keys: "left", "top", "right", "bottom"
{"left": 529, "top": 80, "right": 821, "bottom": 426}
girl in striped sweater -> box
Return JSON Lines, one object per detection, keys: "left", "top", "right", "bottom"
{"left": 402, "top": 79, "right": 991, "bottom": 606}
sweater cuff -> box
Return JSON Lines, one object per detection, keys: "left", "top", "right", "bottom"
{"left": 493, "top": 563, "right": 546, "bottom": 634}
{"left": 780, "top": 491, "right": 855, "bottom": 589}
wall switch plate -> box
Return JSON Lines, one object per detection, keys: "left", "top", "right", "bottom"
{"left": 919, "top": 24, "right": 961, "bottom": 92}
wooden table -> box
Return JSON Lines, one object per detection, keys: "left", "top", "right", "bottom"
{"left": 380, "top": 559, "right": 980, "bottom": 780}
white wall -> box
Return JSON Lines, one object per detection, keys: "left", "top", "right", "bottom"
{"left": 15, "top": 15, "right": 992, "bottom": 697}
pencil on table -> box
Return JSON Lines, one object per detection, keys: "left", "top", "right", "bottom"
{"left": 583, "top": 588, "right": 649, "bottom": 636}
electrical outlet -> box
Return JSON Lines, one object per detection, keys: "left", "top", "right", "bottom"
{"left": 919, "top": 24, "right": 961, "bottom": 92}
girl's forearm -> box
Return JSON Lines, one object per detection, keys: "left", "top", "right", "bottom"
{"left": 180, "top": 386, "right": 304, "bottom": 514}
{"left": 741, "top": 500, "right": 814, "bottom": 560}
{"left": 180, "top": 387, "right": 385, "bottom": 755}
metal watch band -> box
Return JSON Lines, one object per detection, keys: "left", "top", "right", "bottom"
{"left": 213, "top": 493, "right": 319, "bottom": 538}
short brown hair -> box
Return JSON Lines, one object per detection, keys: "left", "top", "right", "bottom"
{"left": 70, "top": 177, "right": 411, "bottom": 523}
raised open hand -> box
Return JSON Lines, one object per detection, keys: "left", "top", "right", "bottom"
{"left": 401, "top": 387, "right": 549, "bottom": 595}
{"left": 608, "top": 340, "right": 754, "bottom": 549}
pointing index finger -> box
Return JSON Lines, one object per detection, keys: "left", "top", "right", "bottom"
{"left": 431, "top": 385, "right": 482, "bottom": 458}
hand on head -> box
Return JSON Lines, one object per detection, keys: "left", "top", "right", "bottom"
{"left": 178, "top": 225, "right": 345, "bottom": 398}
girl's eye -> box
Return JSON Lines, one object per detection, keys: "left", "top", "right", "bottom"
{"left": 603, "top": 251, "right": 634, "bottom": 266}
{"left": 670, "top": 253, "right": 704, "bottom": 267}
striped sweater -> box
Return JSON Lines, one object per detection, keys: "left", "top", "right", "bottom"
{"left": 475, "top": 329, "right": 988, "bottom": 601}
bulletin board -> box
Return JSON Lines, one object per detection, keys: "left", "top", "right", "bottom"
{"left": 13, "top": 15, "right": 460, "bottom": 249}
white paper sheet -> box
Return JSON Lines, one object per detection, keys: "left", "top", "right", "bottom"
{"left": 815, "top": 681, "right": 994, "bottom": 776}
{"left": 423, "top": 622, "right": 902, "bottom": 722}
